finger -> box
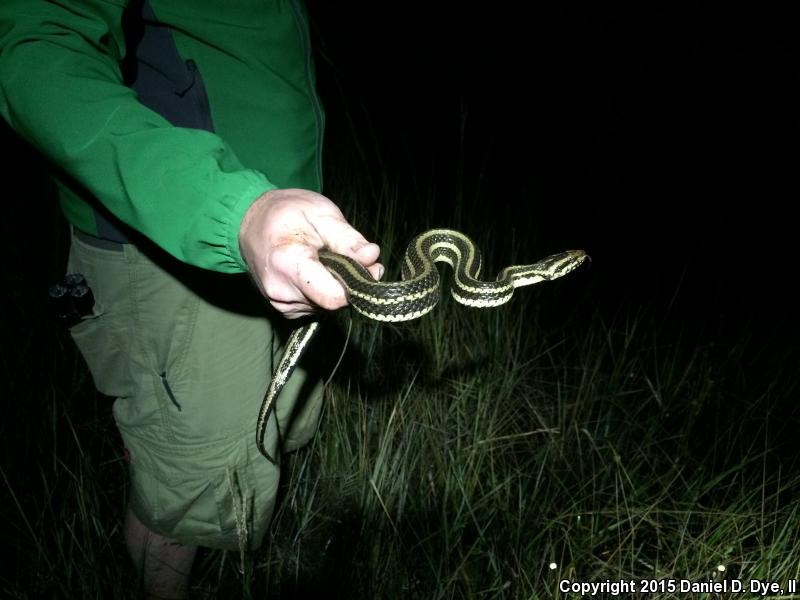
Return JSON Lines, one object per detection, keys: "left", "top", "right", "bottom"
{"left": 316, "top": 219, "right": 380, "bottom": 265}
{"left": 295, "top": 257, "right": 349, "bottom": 311}
{"left": 352, "top": 241, "right": 381, "bottom": 267}
{"left": 269, "top": 299, "right": 317, "bottom": 320}
{"left": 366, "top": 263, "right": 385, "bottom": 281}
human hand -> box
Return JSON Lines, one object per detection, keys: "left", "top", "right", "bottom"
{"left": 239, "top": 188, "right": 383, "bottom": 318}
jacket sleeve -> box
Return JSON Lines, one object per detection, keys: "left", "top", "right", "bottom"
{"left": 0, "top": 0, "right": 275, "bottom": 273}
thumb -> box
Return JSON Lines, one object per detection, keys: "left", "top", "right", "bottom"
{"left": 317, "top": 218, "right": 381, "bottom": 266}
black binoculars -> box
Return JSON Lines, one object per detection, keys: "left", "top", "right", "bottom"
{"left": 48, "top": 273, "right": 95, "bottom": 327}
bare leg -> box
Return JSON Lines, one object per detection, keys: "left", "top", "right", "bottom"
{"left": 124, "top": 508, "right": 198, "bottom": 600}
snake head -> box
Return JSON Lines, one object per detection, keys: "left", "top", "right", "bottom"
{"left": 535, "top": 249, "right": 590, "bottom": 280}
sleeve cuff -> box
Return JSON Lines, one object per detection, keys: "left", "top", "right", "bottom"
{"left": 222, "top": 172, "right": 277, "bottom": 272}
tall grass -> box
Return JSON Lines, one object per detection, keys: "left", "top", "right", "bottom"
{"left": 2, "top": 139, "right": 800, "bottom": 599}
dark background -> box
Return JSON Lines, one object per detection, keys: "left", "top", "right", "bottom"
{"left": 306, "top": 2, "right": 800, "bottom": 340}
{"left": 0, "top": 1, "right": 798, "bottom": 593}
{"left": 2, "top": 1, "right": 798, "bottom": 346}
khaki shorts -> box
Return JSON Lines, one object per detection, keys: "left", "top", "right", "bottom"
{"left": 67, "top": 229, "right": 323, "bottom": 550}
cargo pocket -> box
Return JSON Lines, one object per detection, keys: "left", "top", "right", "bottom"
{"left": 67, "top": 240, "right": 134, "bottom": 400}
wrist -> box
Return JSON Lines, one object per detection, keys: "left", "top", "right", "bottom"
{"left": 235, "top": 185, "right": 278, "bottom": 272}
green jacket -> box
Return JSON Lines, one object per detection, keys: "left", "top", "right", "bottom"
{"left": 0, "top": 0, "right": 324, "bottom": 273}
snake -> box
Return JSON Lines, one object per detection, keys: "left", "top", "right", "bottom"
{"left": 256, "top": 228, "right": 589, "bottom": 463}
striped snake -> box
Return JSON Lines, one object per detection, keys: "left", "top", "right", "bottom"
{"left": 257, "top": 228, "right": 588, "bottom": 463}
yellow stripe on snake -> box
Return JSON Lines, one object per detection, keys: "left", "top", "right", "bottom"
{"left": 257, "top": 228, "right": 589, "bottom": 463}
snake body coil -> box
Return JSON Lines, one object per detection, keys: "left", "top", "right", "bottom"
{"left": 257, "top": 229, "right": 588, "bottom": 463}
